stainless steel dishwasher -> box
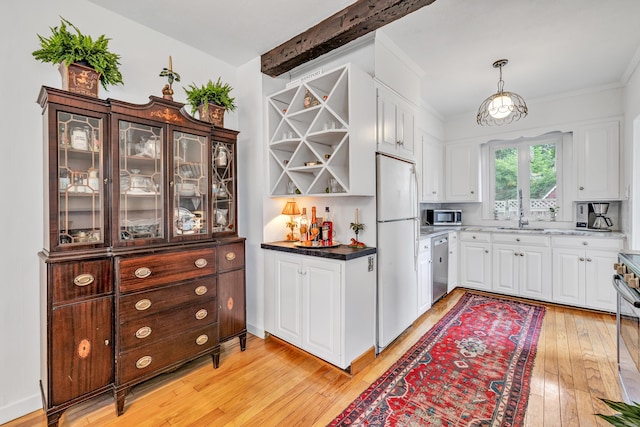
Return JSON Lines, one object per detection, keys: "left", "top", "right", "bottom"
{"left": 431, "top": 235, "right": 449, "bottom": 303}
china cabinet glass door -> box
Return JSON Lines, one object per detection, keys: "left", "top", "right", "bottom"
{"left": 118, "top": 120, "right": 164, "bottom": 244}
{"left": 172, "top": 130, "right": 209, "bottom": 238}
{"left": 57, "top": 111, "right": 104, "bottom": 247}
{"left": 212, "top": 140, "right": 235, "bottom": 234}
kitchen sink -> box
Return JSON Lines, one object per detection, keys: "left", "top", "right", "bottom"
{"left": 496, "top": 227, "right": 546, "bottom": 232}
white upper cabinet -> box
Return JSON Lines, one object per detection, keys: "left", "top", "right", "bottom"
{"left": 445, "top": 142, "right": 480, "bottom": 202}
{"left": 376, "top": 85, "right": 415, "bottom": 161}
{"left": 575, "top": 120, "right": 620, "bottom": 200}
{"left": 266, "top": 64, "right": 375, "bottom": 197}
{"left": 420, "top": 132, "right": 444, "bottom": 202}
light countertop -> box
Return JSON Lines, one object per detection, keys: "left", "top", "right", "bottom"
{"left": 421, "top": 225, "right": 626, "bottom": 239}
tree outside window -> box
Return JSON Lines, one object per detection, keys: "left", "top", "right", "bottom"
{"left": 490, "top": 136, "right": 560, "bottom": 221}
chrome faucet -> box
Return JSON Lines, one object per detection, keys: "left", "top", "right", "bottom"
{"left": 518, "top": 189, "right": 528, "bottom": 229}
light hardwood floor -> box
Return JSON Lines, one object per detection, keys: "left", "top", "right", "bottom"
{"left": 6, "top": 289, "right": 621, "bottom": 427}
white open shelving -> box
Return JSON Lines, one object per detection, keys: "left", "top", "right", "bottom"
{"left": 266, "top": 64, "right": 375, "bottom": 197}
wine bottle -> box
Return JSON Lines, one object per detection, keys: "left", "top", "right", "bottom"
{"left": 299, "top": 208, "right": 308, "bottom": 241}
{"left": 310, "top": 206, "right": 319, "bottom": 244}
{"left": 322, "top": 206, "right": 333, "bottom": 246}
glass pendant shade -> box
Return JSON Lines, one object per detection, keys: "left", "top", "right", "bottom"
{"left": 477, "top": 59, "right": 528, "bottom": 126}
{"left": 488, "top": 94, "right": 514, "bottom": 118}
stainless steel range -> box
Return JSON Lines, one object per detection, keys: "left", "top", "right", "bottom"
{"left": 612, "top": 252, "right": 640, "bottom": 403}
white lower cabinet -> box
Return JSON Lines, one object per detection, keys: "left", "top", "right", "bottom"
{"left": 448, "top": 231, "right": 458, "bottom": 291}
{"left": 417, "top": 237, "right": 432, "bottom": 316}
{"left": 551, "top": 236, "right": 624, "bottom": 312}
{"left": 264, "top": 249, "right": 376, "bottom": 369}
{"left": 459, "top": 232, "right": 492, "bottom": 291}
{"left": 492, "top": 234, "right": 551, "bottom": 301}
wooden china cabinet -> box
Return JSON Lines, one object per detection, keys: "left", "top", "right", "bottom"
{"left": 37, "top": 87, "right": 246, "bottom": 426}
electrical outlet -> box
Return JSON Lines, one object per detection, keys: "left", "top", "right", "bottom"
{"left": 368, "top": 256, "right": 374, "bottom": 272}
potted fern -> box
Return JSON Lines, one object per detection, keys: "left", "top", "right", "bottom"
{"left": 184, "top": 77, "right": 237, "bottom": 127}
{"left": 32, "top": 17, "right": 123, "bottom": 97}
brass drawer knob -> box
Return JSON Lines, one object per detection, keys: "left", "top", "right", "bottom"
{"left": 196, "top": 334, "right": 209, "bottom": 345}
{"left": 135, "top": 267, "right": 152, "bottom": 279}
{"left": 136, "top": 356, "right": 152, "bottom": 369}
{"left": 73, "top": 273, "right": 95, "bottom": 287}
{"left": 194, "top": 258, "right": 208, "bottom": 268}
{"left": 225, "top": 252, "right": 236, "bottom": 261}
{"left": 194, "top": 286, "right": 208, "bottom": 296}
{"left": 135, "top": 299, "right": 152, "bottom": 311}
{"left": 195, "top": 309, "right": 208, "bottom": 320}
{"left": 135, "top": 326, "right": 152, "bottom": 339}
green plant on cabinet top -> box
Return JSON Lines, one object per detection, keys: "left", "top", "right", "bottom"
{"left": 32, "top": 16, "right": 123, "bottom": 89}
{"left": 184, "top": 77, "right": 237, "bottom": 116}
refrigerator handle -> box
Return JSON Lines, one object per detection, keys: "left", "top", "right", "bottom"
{"left": 412, "top": 164, "right": 419, "bottom": 269}
{"left": 414, "top": 217, "right": 419, "bottom": 270}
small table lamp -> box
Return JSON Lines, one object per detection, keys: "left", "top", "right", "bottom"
{"left": 282, "top": 200, "right": 301, "bottom": 241}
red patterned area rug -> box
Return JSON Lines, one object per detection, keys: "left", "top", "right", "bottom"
{"left": 329, "top": 292, "right": 546, "bottom": 426}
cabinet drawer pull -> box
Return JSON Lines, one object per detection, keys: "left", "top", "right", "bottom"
{"left": 135, "top": 267, "right": 152, "bottom": 278}
{"left": 225, "top": 252, "right": 236, "bottom": 261}
{"left": 516, "top": 238, "right": 520, "bottom": 242}
{"left": 195, "top": 309, "right": 208, "bottom": 320}
{"left": 135, "top": 299, "right": 152, "bottom": 311}
{"left": 135, "top": 326, "right": 152, "bottom": 339}
{"left": 73, "top": 273, "right": 95, "bottom": 287}
{"left": 196, "top": 334, "right": 209, "bottom": 345}
{"left": 194, "top": 285, "right": 208, "bottom": 296}
{"left": 194, "top": 258, "right": 208, "bottom": 268}
{"left": 136, "top": 356, "right": 153, "bottom": 369}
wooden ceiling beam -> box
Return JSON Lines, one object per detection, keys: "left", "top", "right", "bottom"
{"left": 260, "top": 0, "right": 437, "bottom": 77}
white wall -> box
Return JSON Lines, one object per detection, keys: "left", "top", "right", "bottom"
{"left": 0, "top": 1, "right": 242, "bottom": 423}
{"left": 236, "top": 58, "right": 266, "bottom": 338}
{"left": 622, "top": 55, "right": 640, "bottom": 249}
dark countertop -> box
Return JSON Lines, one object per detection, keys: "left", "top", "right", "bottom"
{"left": 261, "top": 241, "right": 376, "bottom": 261}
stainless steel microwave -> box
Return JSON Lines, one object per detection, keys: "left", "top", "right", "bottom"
{"left": 424, "top": 209, "right": 462, "bottom": 226}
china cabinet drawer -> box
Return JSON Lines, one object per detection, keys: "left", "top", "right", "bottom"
{"left": 119, "top": 298, "right": 218, "bottom": 350}
{"left": 117, "top": 247, "right": 216, "bottom": 292}
{"left": 218, "top": 241, "right": 245, "bottom": 272}
{"left": 118, "top": 276, "right": 216, "bottom": 322}
{"left": 118, "top": 324, "right": 219, "bottom": 384}
{"left": 51, "top": 258, "right": 112, "bottom": 304}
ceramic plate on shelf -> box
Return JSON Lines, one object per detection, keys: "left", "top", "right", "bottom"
{"left": 294, "top": 241, "right": 341, "bottom": 248}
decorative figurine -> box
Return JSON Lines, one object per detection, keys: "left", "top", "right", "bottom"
{"left": 159, "top": 55, "right": 180, "bottom": 100}
{"left": 349, "top": 209, "right": 365, "bottom": 248}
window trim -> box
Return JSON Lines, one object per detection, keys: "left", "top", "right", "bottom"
{"left": 482, "top": 131, "right": 569, "bottom": 222}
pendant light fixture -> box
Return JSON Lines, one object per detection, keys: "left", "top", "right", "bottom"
{"left": 477, "top": 59, "right": 528, "bottom": 126}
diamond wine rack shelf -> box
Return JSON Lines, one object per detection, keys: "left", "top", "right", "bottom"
{"left": 267, "top": 64, "right": 375, "bottom": 197}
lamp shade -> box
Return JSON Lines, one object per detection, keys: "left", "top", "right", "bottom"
{"left": 281, "top": 201, "right": 300, "bottom": 216}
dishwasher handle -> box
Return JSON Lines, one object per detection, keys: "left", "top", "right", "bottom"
{"left": 433, "top": 237, "right": 448, "bottom": 246}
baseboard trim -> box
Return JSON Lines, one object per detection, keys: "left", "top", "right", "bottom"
{"left": 0, "top": 393, "right": 42, "bottom": 425}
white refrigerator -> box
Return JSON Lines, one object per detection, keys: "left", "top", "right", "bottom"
{"left": 376, "top": 153, "right": 419, "bottom": 353}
